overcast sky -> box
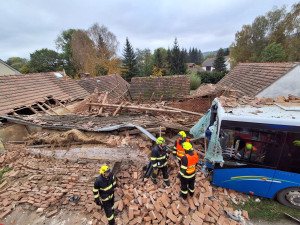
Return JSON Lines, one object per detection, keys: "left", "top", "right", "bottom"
{"left": 0, "top": 0, "right": 298, "bottom": 61}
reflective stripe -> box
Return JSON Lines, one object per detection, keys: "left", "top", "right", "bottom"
{"left": 101, "top": 193, "right": 114, "bottom": 201}
{"left": 181, "top": 165, "right": 187, "bottom": 170}
{"left": 100, "top": 184, "right": 112, "bottom": 191}
{"left": 181, "top": 190, "right": 188, "bottom": 194}
{"left": 152, "top": 163, "right": 157, "bottom": 167}
{"left": 179, "top": 171, "right": 195, "bottom": 179}
{"left": 94, "top": 194, "right": 99, "bottom": 198}
{"left": 107, "top": 214, "right": 114, "bottom": 221}
{"left": 188, "top": 188, "right": 194, "bottom": 193}
{"left": 157, "top": 161, "right": 167, "bottom": 168}
{"left": 163, "top": 178, "right": 169, "bottom": 181}
{"left": 113, "top": 181, "right": 116, "bottom": 186}
{"left": 151, "top": 157, "right": 157, "bottom": 160}
{"left": 93, "top": 188, "right": 99, "bottom": 192}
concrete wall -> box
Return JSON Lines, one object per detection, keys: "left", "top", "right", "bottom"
{"left": 257, "top": 65, "right": 300, "bottom": 98}
{"left": 129, "top": 75, "right": 190, "bottom": 100}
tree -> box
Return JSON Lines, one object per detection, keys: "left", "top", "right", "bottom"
{"left": 153, "top": 48, "right": 169, "bottom": 75}
{"left": 153, "top": 48, "right": 163, "bottom": 68}
{"left": 6, "top": 57, "right": 27, "bottom": 71}
{"left": 169, "top": 38, "right": 185, "bottom": 75}
{"left": 259, "top": 42, "right": 286, "bottom": 62}
{"left": 152, "top": 66, "right": 163, "bottom": 77}
{"left": 121, "top": 38, "right": 138, "bottom": 81}
{"left": 29, "top": 48, "right": 61, "bottom": 72}
{"left": 56, "top": 29, "right": 77, "bottom": 77}
{"left": 204, "top": 53, "right": 216, "bottom": 60}
{"left": 213, "top": 48, "right": 226, "bottom": 72}
{"left": 136, "top": 48, "right": 153, "bottom": 77}
{"left": 70, "top": 24, "right": 121, "bottom": 76}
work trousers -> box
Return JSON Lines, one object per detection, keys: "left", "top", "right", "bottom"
{"left": 103, "top": 196, "right": 115, "bottom": 225}
{"left": 152, "top": 166, "right": 169, "bottom": 182}
{"left": 180, "top": 175, "right": 195, "bottom": 199}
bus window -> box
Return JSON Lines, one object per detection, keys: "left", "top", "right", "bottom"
{"left": 220, "top": 125, "right": 284, "bottom": 168}
{"left": 278, "top": 132, "right": 300, "bottom": 173}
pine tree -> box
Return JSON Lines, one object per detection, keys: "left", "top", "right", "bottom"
{"left": 154, "top": 48, "right": 163, "bottom": 68}
{"left": 121, "top": 38, "right": 138, "bottom": 81}
{"left": 169, "top": 38, "right": 186, "bottom": 75}
{"left": 213, "top": 48, "right": 226, "bottom": 72}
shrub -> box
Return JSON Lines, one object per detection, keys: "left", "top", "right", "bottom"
{"left": 190, "top": 71, "right": 201, "bottom": 90}
{"left": 197, "top": 71, "right": 226, "bottom": 84}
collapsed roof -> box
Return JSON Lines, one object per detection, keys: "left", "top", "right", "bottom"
{"left": 0, "top": 72, "right": 89, "bottom": 115}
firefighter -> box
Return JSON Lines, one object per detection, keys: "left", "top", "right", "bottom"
{"left": 93, "top": 165, "right": 117, "bottom": 225}
{"left": 151, "top": 137, "right": 170, "bottom": 186}
{"left": 173, "top": 131, "right": 190, "bottom": 164}
{"left": 178, "top": 142, "right": 199, "bottom": 200}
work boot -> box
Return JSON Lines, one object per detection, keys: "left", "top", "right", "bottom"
{"left": 164, "top": 180, "right": 170, "bottom": 187}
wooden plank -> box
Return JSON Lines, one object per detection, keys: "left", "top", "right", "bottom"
{"left": 162, "top": 105, "right": 203, "bottom": 116}
{"left": 149, "top": 92, "right": 155, "bottom": 102}
{"left": 98, "top": 92, "right": 108, "bottom": 115}
{"left": 159, "top": 95, "right": 164, "bottom": 102}
{"left": 89, "top": 103, "right": 181, "bottom": 114}
{"left": 137, "top": 92, "right": 142, "bottom": 104}
{"left": 113, "top": 102, "right": 125, "bottom": 117}
{"left": 36, "top": 103, "right": 52, "bottom": 115}
{"left": 43, "top": 103, "right": 58, "bottom": 115}
{"left": 29, "top": 106, "right": 38, "bottom": 114}
{"left": 53, "top": 98, "right": 72, "bottom": 112}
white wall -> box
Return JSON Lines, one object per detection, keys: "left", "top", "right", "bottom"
{"left": 256, "top": 65, "right": 300, "bottom": 98}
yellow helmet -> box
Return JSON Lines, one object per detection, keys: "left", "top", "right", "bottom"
{"left": 178, "top": 131, "right": 187, "bottom": 138}
{"left": 99, "top": 165, "right": 110, "bottom": 174}
{"left": 183, "top": 142, "right": 193, "bottom": 151}
{"left": 156, "top": 137, "right": 165, "bottom": 144}
{"left": 246, "top": 143, "right": 253, "bottom": 150}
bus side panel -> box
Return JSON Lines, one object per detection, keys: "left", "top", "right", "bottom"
{"left": 212, "top": 168, "right": 276, "bottom": 198}
{"left": 267, "top": 170, "right": 300, "bottom": 199}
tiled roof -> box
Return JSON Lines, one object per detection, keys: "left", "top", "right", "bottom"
{"left": 202, "top": 58, "right": 215, "bottom": 67}
{"left": 0, "top": 72, "right": 89, "bottom": 115}
{"left": 77, "top": 74, "right": 130, "bottom": 99}
{"left": 216, "top": 62, "right": 299, "bottom": 97}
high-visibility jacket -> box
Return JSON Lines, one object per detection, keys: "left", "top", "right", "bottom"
{"left": 173, "top": 138, "right": 190, "bottom": 160}
{"left": 179, "top": 150, "right": 199, "bottom": 178}
{"left": 93, "top": 173, "right": 116, "bottom": 201}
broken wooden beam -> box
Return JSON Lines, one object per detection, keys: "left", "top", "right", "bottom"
{"left": 98, "top": 92, "right": 108, "bottom": 115}
{"left": 160, "top": 122, "right": 190, "bottom": 132}
{"left": 42, "top": 102, "right": 59, "bottom": 115}
{"left": 162, "top": 105, "right": 203, "bottom": 116}
{"left": 113, "top": 102, "right": 125, "bottom": 117}
{"left": 89, "top": 103, "right": 182, "bottom": 114}
{"left": 29, "top": 106, "right": 39, "bottom": 114}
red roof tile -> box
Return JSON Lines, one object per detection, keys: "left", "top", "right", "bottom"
{"left": 217, "top": 62, "right": 299, "bottom": 97}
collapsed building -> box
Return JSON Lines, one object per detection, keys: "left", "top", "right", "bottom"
{"left": 3, "top": 71, "right": 296, "bottom": 224}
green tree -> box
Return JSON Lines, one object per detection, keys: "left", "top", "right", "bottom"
{"left": 213, "top": 48, "right": 226, "bottom": 72}
{"left": 153, "top": 48, "right": 163, "bottom": 68}
{"left": 56, "top": 29, "right": 77, "bottom": 77}
{"left": 169, "top": 38, "right": 185, "bottom": 75}
{"left": 121, "top": 38, "right": 138, "bottom": 81}
{"left": 29, "top": 48, "right": 61, "bottom": 73}
{"left": 6, "top": 57, "right": 27, "bottom": 71}
{"left": 136, "top": 48, "right": 153, "bottom": 77}
{"left": 259, "top": 42, "right": 286, "bottom": 62}
{"left": 204, "top": 53, "right": 216, "bottom": 60}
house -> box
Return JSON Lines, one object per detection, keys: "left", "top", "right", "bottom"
{"left": 201, "top": 56, "right": 230, "bottom": 71}
{"left": 0, "top": 59, "right": 21, "bottom": 75}
{"left": 185, "top": 63, "right": 203, "bottom": 73}
{"left": 217, "top": 62, "right": 300, "bottom": 97}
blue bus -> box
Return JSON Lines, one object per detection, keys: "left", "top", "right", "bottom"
{"left": 197, "top": 98, "right": 300, "bottom": 209}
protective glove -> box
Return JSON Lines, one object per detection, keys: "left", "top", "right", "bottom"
{"left": 94, "top": 198, "right": 102, "bottom": 207}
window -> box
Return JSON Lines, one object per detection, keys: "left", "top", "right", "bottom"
{"left": 278, "top": 132, "right": 300, "bottom": 173}
{"left": 220, "top": 121, "right": 285, "bottom": 168}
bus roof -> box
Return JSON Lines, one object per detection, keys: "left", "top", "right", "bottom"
{"left": 215, "top": 97, "right": 300, "bottom": 127}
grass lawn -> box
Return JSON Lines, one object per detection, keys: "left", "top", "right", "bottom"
{"left": 233, "top": 197, "right": 300, "bottom": 221}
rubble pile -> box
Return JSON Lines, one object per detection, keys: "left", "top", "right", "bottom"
{"left": 218, "top": 94, "right": 300, "bottom": 109}
{"left": 0, "top": 145, "right": 249, "bottom": 225}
